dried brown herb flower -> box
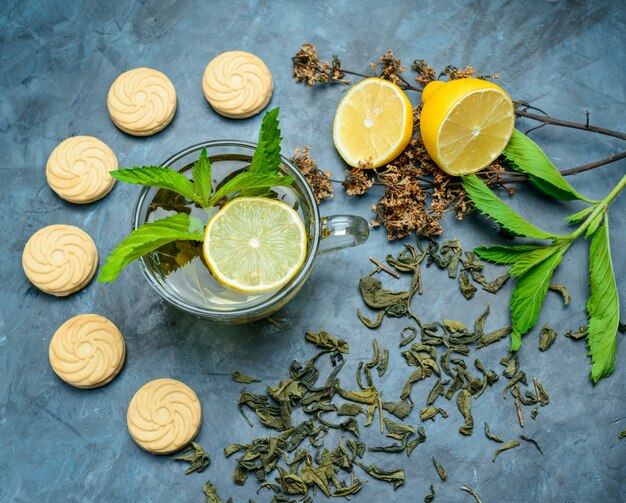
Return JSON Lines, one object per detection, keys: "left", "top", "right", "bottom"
{"left": 370, "top": 50, "right": 407, "bottom": 87}
{"left": 343, "top": 161, "right": 375, "bottom": 196}
{"left": 439, "top": 64, "right": 500, "bottom": 81}
{"left": 411, "top": 60, "right": 436, "bottom": 86}
{"left": 292, "top": 43, "right": 349, "bottom": 86}
{"left": 291, "top": 146, "right": 334, "bottom": 203}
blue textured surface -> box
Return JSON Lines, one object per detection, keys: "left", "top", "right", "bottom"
{"left": 1, "top": 1, "right": 625, "bottom": 501}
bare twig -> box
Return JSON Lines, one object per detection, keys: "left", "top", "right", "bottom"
{"left": 369, "top": 256, "right": 401, "bottom": 279}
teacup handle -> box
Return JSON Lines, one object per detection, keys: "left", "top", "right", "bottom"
{"left": 319, "top": 215, "right": 370, "bottom": 254}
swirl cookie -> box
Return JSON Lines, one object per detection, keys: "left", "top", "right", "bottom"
{"left": 127, "top": 378, "right": 202, "bottom": 455}
{"left": 49, "top": 314, "right": 126, "bottom": 389}
{"left": 107, "top": 67, "right": 176, "bottom": 136}
{"left": 202, "top": 51, "right": 273, "bottom": 119}
{"left": 46, "top": 136, "right": 118, "bottom": 204}
{"left": 22, "top": 224, "right": 98, "bottom": 296}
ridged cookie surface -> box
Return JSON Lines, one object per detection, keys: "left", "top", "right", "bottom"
{"left": 46, "top": 136, "right": 117, "bottom": 204}
{"left": 108, "top": 67, "right": 176, "bottom": 136}
{"left": 22, "top": 224, "right": 98, "bottom": 296}
{"left": 202, "top": 51, "right": 273, "bottom": 119}
{"left": 49, "top": 314, "right": 126, "bottom": 388}
{"left": 127, "top": 378, "right": 202, "bottom": 455}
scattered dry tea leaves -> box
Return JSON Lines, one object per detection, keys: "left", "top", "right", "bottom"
{"left": 231, "top": 371, "right": 260, "bottom": 384}
{"left": 492, "top": 440, "right": 520, "bottom": 462}
{"left": 432, "top": 457, "right": 448, "bottom": 481}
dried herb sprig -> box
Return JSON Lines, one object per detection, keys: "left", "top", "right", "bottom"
{"left": 291, "top": 146, "right": 334, "bottom": 203}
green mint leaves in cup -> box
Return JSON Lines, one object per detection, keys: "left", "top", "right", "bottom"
{"left": 98, "top": 108, "right": 293, "bottom": 283}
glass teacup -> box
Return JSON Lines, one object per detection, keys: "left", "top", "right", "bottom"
{"left": 132, "top": 141, "right": 369, "bottom": 323}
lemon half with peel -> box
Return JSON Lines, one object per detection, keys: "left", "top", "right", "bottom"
{"left": 419, "top": 78, "right": 515, "bottom": 176}
{"left": 203, "top": 197, "right": 307, "bottom": 293}
{"left": 333, "top": 78, "right": 413, "bottom": 168}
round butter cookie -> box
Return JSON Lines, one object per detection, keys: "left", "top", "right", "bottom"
{"left": 127, "top": 378, "right": 202, "bottom": 455}
{"left": 202, "top": 51, "right": 273, "bottom": 119}
{"left": 46, "top": 136, "right": 117, "bottom": 204}
{"left": 49, "top": 314, "right": 126, "bottom": 389}
{"left": 22, "top": 224, "right": 98, "bottom": 296}
{"left": 107, "top": 67, "right": 176, "bottom": 136}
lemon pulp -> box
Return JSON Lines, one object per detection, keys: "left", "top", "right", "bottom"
{"left": 333, "top": 78, "right": 413, "bottom": 168}
{"left": 203, "top": 197, "right": 307, "bottom": 293}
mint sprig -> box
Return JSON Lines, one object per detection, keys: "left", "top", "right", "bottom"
{"left": 99, "top": 214, "right": 205, "bottom": 283}
{"left": 463, "top": 130, "right": 625, "bottom": 382}
{"left": 99, "top": 108, "right": 293, "bottom": 283}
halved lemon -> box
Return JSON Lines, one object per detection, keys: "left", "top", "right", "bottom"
{"left": 419, "top": 78, "right": 515, "bottom": 176}
{"left": 333, "top": 78, "right": 413, "bottom": 168}
{"left": 203, "top": 197, "right": 307, "bottom": 293}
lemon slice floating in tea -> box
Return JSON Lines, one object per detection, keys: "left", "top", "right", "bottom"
{"left": 333, "top": 77, "right": 413, "bottom": 168}
{"left": 203, "top": 197, "right": 307, "bottom": 293}
{"left": 419, "top": 78, "right": 515, "bottom": 176}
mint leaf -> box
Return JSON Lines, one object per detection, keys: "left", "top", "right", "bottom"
{"left": 584, "top": 211, "right": 603, "bottom": 239}
{"left": 565, "top": 206, "right": 595, "bottom": 223}
{"left": 503, "top": 129, "right": 588, "bottom": 201}
{"left": 112, "top": 166, "right": 198, "bottom": 203}
{"left": 208, "top": 172, "right": 293, "bottom": 207}
{"left": 249, "top": 108, "right": 282, "bottom": 175}
{"left": 98, "top": 214, "right": 205, "bottom": 283}
{"left": 587, "top": 219, "right": 620, "bottom": 382}
{"left": 475, "top": 244, "right": 546, "bottom": 265}
{"left": 462, "top": 175, "right": 559, "bottom": 240}
{"left": 192, "top": 148, "right": 212, "bottom": 207}
{"left": 509, "top": 242, "right": 569, "bottom": 350}
{"left": 475, "top": 244, "right": 566, "bottom": 278}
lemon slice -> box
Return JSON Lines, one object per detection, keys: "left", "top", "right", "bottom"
{"left": 333, "top": 78, "right": 413, "bottom": 168}
{"left": 419, "top": 78, "right": 515, "bottom": 176}
{"left": 203, "top": 197, "right": 307, "bottom": 293}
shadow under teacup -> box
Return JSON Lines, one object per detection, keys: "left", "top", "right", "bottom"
{"left": 132, "top": 140, "right": 369, "bottom": 323}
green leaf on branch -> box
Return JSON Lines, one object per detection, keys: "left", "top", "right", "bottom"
{"left": 111, "top": 166, "right": 198, "bottom": 203}
{"left": 503, "top": 129, "right": 589, "bottom": 201}
{"left": 565, "top": 205, "right": 595, "bottom": 223}
{"left": 509, "top": 242, "right": 569, "bottom": 350}
{"left": 462, "top": 175, "right": 558, "bottom": 240}
{"left": 98, "top": 214, "right": 205, "bottom": 282}
{"left": 192, "top": 148, "right": 212, "bottom": 207}
{"left": 586, "top": 218, "right": 620, "bottom": 382}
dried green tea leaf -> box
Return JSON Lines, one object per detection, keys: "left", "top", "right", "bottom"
{"left": 358, "top": 309, "right": 384, "bottom": 328}
{"left": 305, "top": 331, "right": 349, "bottom": 353}
{"left": 479, "top": 272, "right": 511, "bottom": 294}
{"left": 317, "top": 415, "right": 360, "bottom": 438}
{"left": 538, "top": 324, "right": 557, "bottom": 351}
{"left": 533, "top": 378, "right": 550, "bottom": 406}
{"left": 276, "top": 466, "right": 309, "bottom": 494}
{"left": 426, "top": 379, "right": 447, "bottom": 406}
{"left": 519, "top": 435, "right": 543, "bottom": 454}
{"left": 459, "top": 271, "right": 477, "bottom": 300}
{"left": 232, "top": 371, "right": 261, "bottom": 384}
{"left": 384, "top": 417, "right": 416, "bottom": 436}
{"left": 401, "top": 367, "right": 431, "bottom": 400}
{"left": 492, "top": 440, "right": 520, "bottom": 462}
{"left": 203, "top": 480, "right": 224, "bottom": 503}
{"left": 474, "top": 306, "right": 491, "bottom": 338}
{"left": 530, "top": 407, "right": 539, "bottom": 420}
{"left": 424, "top": 484, "right": 436, "bottom": 502}
{"left": 443, "top": 320, "right": 467, "bottom": 334}
{"left": 432, "top": 457, "right": 448, "bottom": 481}
{"left": 337, "top": 385, "right": 378, "bottom": 404}
{"left": 477, "top": 327, "right": 512, "bottom": 348}
{"left": 378, "top": 349, "right": 390, "bottom": 377}
{"left": 502, "top": 371, "right": 527, "bottom": 400}
{"left": 354, "top": 461, "right": 405, "bottom": 489}
{"left": 174, "top": 442, "right": 211, "bottom": 474}
{"left": 400, "top": 326, "right": 418, "bottom": 347}
{"left": 420, "top": 406, "right": 448, "bottom": 421}
{"left": 360, "top": 275, "right": 409, "bottom": 314}
{"left": 564, "top": 326, "right": 587, "bottom": 340}
{"left": 382, "top": 400, "right": 413, "bottom": 420}
{"left": 500, "top": 354, "right": 519, "bottom": 378}
{"left": 484, "top": 422, "right": 504, "bottom": 443}
{"left": 457, "top": 389, "right": 473, "bottom": 435}
{"left": 337, "top": 404, "right": 364, "bottom": 416}
{"left": 333, "top": 479, "right": 365, "bottom": 497}
{"left": 549, "top": 283, "right": 571, "bottom": 305}
{"left": 461, "top": 485, "right": 484, "bottom": 503}
{"left": 406, "top": 426, "right": 427, "bottom": 456}
{"left": 618, "top": 430, "right": 626, "bottom": 439}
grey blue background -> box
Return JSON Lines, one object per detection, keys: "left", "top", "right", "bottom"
{"left": 1, "top": 1, "right": 625, "bottom": 501}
